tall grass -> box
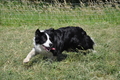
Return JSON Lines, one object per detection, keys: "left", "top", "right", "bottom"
{"left": 0, "top": 1, "right": 120, "bottom": 80}
{"left": 0, "top": 1, "right": 120, "bottom": 27}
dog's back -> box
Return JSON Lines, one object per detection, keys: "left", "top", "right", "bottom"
{"left": 46, "top": 26, "right": 94, "bottom": 52}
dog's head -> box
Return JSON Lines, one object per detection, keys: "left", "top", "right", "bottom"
{"left": 35, "top": 29, "right": 53, "bottom": 51}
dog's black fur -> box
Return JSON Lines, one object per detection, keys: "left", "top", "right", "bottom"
{"left": 42, "top": 26, "right": 95, "bottom": 57}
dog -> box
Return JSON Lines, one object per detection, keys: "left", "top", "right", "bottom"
{"left": 23, "top": 26, "right": 95, "bottom": 63}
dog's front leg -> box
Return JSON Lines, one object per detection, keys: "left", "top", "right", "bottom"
{"left": 52, "top": 50, "right": 62, "bottom": 61}
{"left": 23, "top": 48, "right": 36, "bottom": 63}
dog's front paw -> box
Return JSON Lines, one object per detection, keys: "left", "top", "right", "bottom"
{"left": 23, "top": 58, "right": 30, "bottom": 63}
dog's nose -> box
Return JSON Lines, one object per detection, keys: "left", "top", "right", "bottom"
{"left": 49, "top": 43, "right": 52, "bottom": 47}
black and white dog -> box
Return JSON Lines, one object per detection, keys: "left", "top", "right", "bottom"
{"left": 23, "top": 26, "right": 95, "bottom": 63}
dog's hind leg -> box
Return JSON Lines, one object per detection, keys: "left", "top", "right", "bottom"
{"left": 23, "top": 48, "right": 36, "bottom": 63}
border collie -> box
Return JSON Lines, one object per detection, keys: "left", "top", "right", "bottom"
{"left": 23, "top": 26, "right": 95, "bottom": 63}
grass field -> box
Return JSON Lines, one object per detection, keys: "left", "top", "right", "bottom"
{"left": 0, "top": 1, "right": 120, "bottom": 80}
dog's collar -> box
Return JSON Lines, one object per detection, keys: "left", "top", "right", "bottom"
{"left": 51, "top": 48, "right": 56, "bottom": 50}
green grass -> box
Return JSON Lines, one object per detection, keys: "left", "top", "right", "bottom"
{"left": 1, "top": 1, "right": 120, "bottom": 27}
{"left": 0, "top": 1, "right": 120, "bottom": 80}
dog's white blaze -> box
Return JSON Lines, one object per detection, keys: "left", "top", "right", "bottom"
{"left": 43, "top": 33, "right": 52, "bottom": 47}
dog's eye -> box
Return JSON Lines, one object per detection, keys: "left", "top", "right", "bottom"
{"left": 42, "top": 37, "right": 47, "bottom": 42}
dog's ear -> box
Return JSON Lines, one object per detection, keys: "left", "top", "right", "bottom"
{"left": 49, "top": 28, "right": 54, "bottom": 32}
{"left": 35, "top": 29, "right": 41, "bottom": 37}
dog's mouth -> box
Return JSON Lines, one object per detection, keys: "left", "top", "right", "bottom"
{"left": 42, "top": 45, "right": 55, "bottom": 51}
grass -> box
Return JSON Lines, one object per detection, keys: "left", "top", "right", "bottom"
{"left": 1, "top": 1, "right": 120, "bottom": 27}
{"left": 0, "top": 1, "right": 120, "bottom": 80}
